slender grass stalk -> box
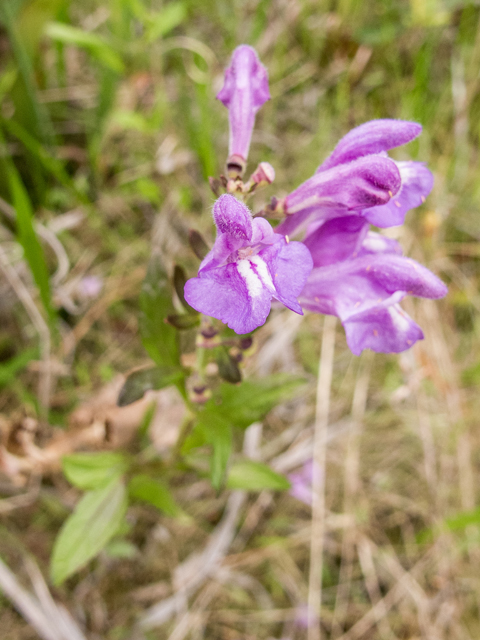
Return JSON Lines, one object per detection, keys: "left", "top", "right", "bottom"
{"left": 308, "top": 314, "right": 336, "bottom": 640}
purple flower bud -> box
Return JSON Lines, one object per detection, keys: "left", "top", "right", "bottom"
{"left": 184, "top": 195, "right": 313, "bottom": 334}
{"left": 277, "top": 119, "right": 429, "bottom": 236}
{"left": 213, "top": 193, "right": 253, "bottom": 240}
{"left": 248, "top": 161, "right": 275, "bottom": 188}
{"left": 217, "top": 45, "right": 270, "bottom": 172}
{"left": 300, "top": 216, "right": 447, "bottom": 354}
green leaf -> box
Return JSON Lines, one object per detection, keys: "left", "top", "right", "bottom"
{"left": 166, "top": 314, "right": 200, "bottom": 330}
{"left": 62, "top": 452, "right": 129, "bottom": 490}
{"left": 2, "top": 117, "right": 87, "bottom": 202}
{"left": 128, "top": 474, "right": 179, "bottom": 516}
{"left": 50, "top": 477, "right": 128, "bottom": 585}
{"left": 0, "top": 347, "right": 38, "bottom": 387}
{"left": 173, "top": 264, "right": 196, "bottom": 313}
{"left": 215, "top": 346, "right": 242, "bottom": 384}
{"left": 445, "top": 506, "right": 480, "bottom": 532}
{"left": 104, "top": 539, "right": 138, "bottom": 559}
{"left": 211, "top": 375, "right": 306, "bottom": 430}
{"left": 0, "top": 2, "right": 55, "bottom": 146}
{"left": 188, "top": 229, "right": 209, "bottom": 260}
{"left": 196, "top": 411, "right": 232, "bottom": 490}
{"left": 418, "top": 506, "right": 480, "bottom": 544}
{"left": 8, "top": 165, "right": 55, "bottom": 324}
{"left": 139, "top": 255, "right": 180, "bottom": 368}
{"left": 146, "top": 2, "right": 187, "bottom": 41}
{"left": 227, "top": 460, "right": 290, "bottom": 491}
{"left": 45, "top": 22, "right": 124, "bottom": 73}
{"left": 118, "top": 366, "right": 185, "bottom": 406}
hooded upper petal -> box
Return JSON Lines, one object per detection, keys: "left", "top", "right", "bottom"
{"left": 217, "top": 45, "right": 270, "bottom": 162}
{"left": 213, "top": 194, "right": 253, "bottom": 241}
{"left": 277, "top": 155, "right": 401, "bottom": 237}
{"left": 317, "top": 119, "right": 422, "bottom": 172}
{"left": 364, "top": 161, "right": 433, "bottom": 227}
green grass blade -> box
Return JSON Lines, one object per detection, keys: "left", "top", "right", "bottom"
{"left": 2, "top": 117, "right": 89, "bottom": 203}
{"left": 7, "top": 165, "right": 55, "bottom": 325}
{"left": 0, "top": 2, "right": 55, "bottom": 145}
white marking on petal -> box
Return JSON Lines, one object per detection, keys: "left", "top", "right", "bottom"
{"left": 250, "top": 255, "right": 275, "bottom": 293}
{"left": 388, "top": 304, "right": 410, "bottom": 332}
{"left": 363, "top": 234, "right": 389, "bottom": 252}
{"left": 237, "top": 259, "right": 263, "bottom": 298}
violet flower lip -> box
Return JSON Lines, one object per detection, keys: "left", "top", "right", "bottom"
{"left": 217, "top": 45, "right": 270, "bottom": 174}
{"left": 184, "top": 194, "right": 313, "bottom": 334}
{"left": 299, "top": 216, "right": 447, "bottom": 355}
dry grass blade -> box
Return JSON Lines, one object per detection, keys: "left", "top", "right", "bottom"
{"left": 335, "top": 547, "right": 436, "bottom": 640}
{"left": 0, "top": 244, "right": 52, "bottom": 413}
{"left": 308, "top": 314, "right": 336, "bottom": 640}
{"left": 24, "top": 558, "right": 87, "bottom": 640}
{"left": 0, "top": 556, "right": 86, "bottom": 640}
{"left": 331, "top": 351, "right": 373, "bottom": 636}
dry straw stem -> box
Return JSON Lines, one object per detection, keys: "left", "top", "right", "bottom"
{"left": 137, "top": 423, "right": 263, "bottom": 631}
{"left": 0, "top": 243, "right": 52, "bottom": 414}
{"left": 0, "top": 555, "right": 86, "bottom": 640}
{"left": 308, "top": 314, "right": 336, "bottom": 640}
{"left": 335, "top": 545, "right": 437, "bottom": 640}
{"left": 331, "top": 351, "right": 373, "bottom": 636}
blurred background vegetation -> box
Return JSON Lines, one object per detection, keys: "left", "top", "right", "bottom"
{"left": 1, "top": 0, "right": 480, "bottom": 638}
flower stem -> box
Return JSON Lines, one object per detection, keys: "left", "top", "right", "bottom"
{"left": 308, "top": 314, "right": 336, "bottom": 640}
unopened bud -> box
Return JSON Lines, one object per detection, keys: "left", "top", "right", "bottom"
{"left": 201, "top": 326, "right": 218, "bottom": 339}
{"left": 226, "top": 154, "right": 246, "bottom": 179}
{"left": 190, "top": 385, "right": 212, "bottom": 404}
{"left": 208, "top": 177, "right": 222, "bottom": 197}
{"left": 261, "top": 196, "right": 286, "bottom": 218}
{"left": 226, "top": 179, "right": 239, "bottom": 193}
{"left": 249, "top": 162, "right": 275, "bottom": 187}
{"left": 239, "top": 337, "right": 253, "bottom": 350}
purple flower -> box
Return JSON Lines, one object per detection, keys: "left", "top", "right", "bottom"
{"left": 288, "top": 460, "right": 321, "bottom": 506}
{"left": 217, "top": 45, "right": 270, "bottom": 172}
{"left": 184, "top": 194, "right": 313, "bottom": 334}
{"left": 78, "top": 275, "right": 103, "bottom": 299}
{"left": 299, "top": 216, "right": 447, "bottom": 355}
{"left": 277, "top": 119, "right": 432, "bottom": 236}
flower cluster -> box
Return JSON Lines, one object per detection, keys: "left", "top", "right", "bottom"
{"left": 184, "top": 45, "right": 447, "bottom": 355}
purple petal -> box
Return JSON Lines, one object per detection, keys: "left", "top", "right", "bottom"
{"left": 318, "top": 120, "right": 422, "bottom": 171}
{"left": 184, "top": 262, "right": 272, "bottom": 334}
{"left": 251, "top": 217, "right": 277, "bottom": 244}
{"left": 213, "top": 194, "right": 252, "bottom": 241}
{"left": 216, "top": 45, "right": 270, "bottom": 161}
{"left": 288, "top": 473, "right": 312, "bottom": 505}
{"left": 359, "top": 231, "right": 403, "bottom": 256}
{"left": 359, "top": 254, "right": 448, "bottom": 299}
{"left": 300, "top": 251, "right": 447, "bottom": 354}
{"left": 364, "top": 162, "right": 433, "bottom": 227}
{"left": 279, "top": 155, "right": 401, "bottom": 237}
{"left": 343, "top": 296, "right": 424, "bottom": 355}
{"left": 303, "top": 216, "right": 368, "bottom": 267}
{"left": 267, "top": 240, "right": 313, "bottom": 313}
